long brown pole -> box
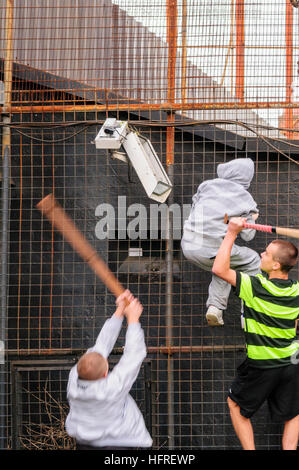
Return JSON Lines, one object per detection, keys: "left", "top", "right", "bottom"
{"left": 36, "top": 194, "right": 126, "bottom": 299}
{"left": 5, "top": 101, "right": 299, "bottom": 114}
{"left": 285, "top": 0, "right": 293, "bottom": 139}
{"left": 1, "top": 0, "right": 14, "bottom": 450}
{"left": 235, "top": 0, "right": 245, "bottom": 102}
{"left": 166, "top": 0, "right": 177, "bottom": 450}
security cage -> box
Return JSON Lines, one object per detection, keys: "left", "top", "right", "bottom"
{"left": 1, "top": 0, "right": 299, "bottom": 451}
{"left": 3, "top": 112, "right": 298, "bottom": 450}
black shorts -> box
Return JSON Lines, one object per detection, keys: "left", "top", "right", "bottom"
{"left": 228, "top": 359, "right": 299, "bottom": 422}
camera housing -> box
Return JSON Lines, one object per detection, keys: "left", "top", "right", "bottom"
{"left": 94, "top": 119, "right": 173, "bottom": 203}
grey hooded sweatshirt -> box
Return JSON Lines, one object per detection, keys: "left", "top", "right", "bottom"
{"left": 182, "top": 158, "right": 258, "bottom": 257}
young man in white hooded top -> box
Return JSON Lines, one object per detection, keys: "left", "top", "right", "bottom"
{"left": 65, "top": 290, "right": 153, "bottom": 450}
{"left": 181, "top": 158, "right": 261, "bottom": 326}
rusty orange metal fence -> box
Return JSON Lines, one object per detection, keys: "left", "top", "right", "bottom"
{"left": 1, "top": 0, "right": 299, "bottom": 451}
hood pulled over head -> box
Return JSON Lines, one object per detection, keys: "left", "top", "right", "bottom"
{"left": 217, "top": 158, "right": 254, "bottom": 189}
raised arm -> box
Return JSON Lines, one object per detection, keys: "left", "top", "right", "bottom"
{"left": 92, "top": 290, "right": 133, "bottom": 358}
{"left": 105, "top": 297, "right": 146, "bottom": 399}
{"left": 212, "top": 217, "right": 246, "bottom": 287}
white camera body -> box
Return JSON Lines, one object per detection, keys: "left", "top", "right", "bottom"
{"left": 94, "top": 118, "right": 129, "bottom": 150}
{"left": 95, "top": 119, "right": 173, "bottom": 203}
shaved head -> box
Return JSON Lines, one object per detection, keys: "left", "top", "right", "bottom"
{"left": 77, "top": 352, "right": 108, "bottom": 381}
{"left": 271, "top": 240, "right": 298, "bottom": 273}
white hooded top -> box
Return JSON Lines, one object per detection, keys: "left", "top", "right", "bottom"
{"left": 65, "top": 314, "right": 153, "bottom": 448}
{"left": 182, "top": 158, "right": 258, "bottom": 255}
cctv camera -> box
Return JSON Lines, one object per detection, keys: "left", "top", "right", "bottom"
{"left": 94, "top": 119, "right": 173, "bottom": 203}
{"left": 94, "top": 118, "right": 129, "bottom": 150}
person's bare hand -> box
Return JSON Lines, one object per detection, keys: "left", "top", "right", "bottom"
{"left": 227, "top": 217, "right": 246, "bottom": 236}
{"left": 115, "top": 289, "right": 134, "bottom": 316}
{"left": 124, "top": 298, "right": 143, "bottom": 324}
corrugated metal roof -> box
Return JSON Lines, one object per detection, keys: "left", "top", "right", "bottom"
{"left": 0, "top": 0, "right": 284, "bottom": 138}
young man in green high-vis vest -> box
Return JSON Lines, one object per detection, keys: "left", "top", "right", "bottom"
{"left": 212, "top": 217, "right": 299, "bottom": 450}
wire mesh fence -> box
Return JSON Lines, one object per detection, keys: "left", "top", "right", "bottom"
{"left": 0, "top": 0, "right": 299, "bottom": 451}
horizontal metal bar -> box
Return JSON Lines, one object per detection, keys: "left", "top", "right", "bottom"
{"left": 152, "top": 345, "right": 245, "bottom": 354}
{"left": 4, "top": 101, "right": 299, "bottom": 114}
{"left": 13, "top": 366, "right": 73, "bottom": 372}
{"left": 7, "top": 345, "right": 245, "bottom": 356}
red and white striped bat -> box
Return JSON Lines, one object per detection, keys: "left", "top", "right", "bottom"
{"left": 224, "top": 214, "right": 299, "bottom": 240}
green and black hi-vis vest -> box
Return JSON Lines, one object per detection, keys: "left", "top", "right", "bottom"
{"left": 235, "top": 272, "right": 299, "bottom": 368}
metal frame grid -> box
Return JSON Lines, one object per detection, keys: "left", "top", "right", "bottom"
{"left": 0, "top": 0, "right": 299, "bottom": 451}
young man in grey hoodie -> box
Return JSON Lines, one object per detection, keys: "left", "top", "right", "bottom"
{"left": 181, "top": 158, "right": 261, "bottom": 326}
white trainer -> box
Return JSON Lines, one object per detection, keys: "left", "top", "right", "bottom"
{"left": 206, "top": 306, "right": 224, "bottom": 326}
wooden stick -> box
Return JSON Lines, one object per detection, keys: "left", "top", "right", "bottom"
{"left": 36, "top": 194, "right": 126, "bottom": 299}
